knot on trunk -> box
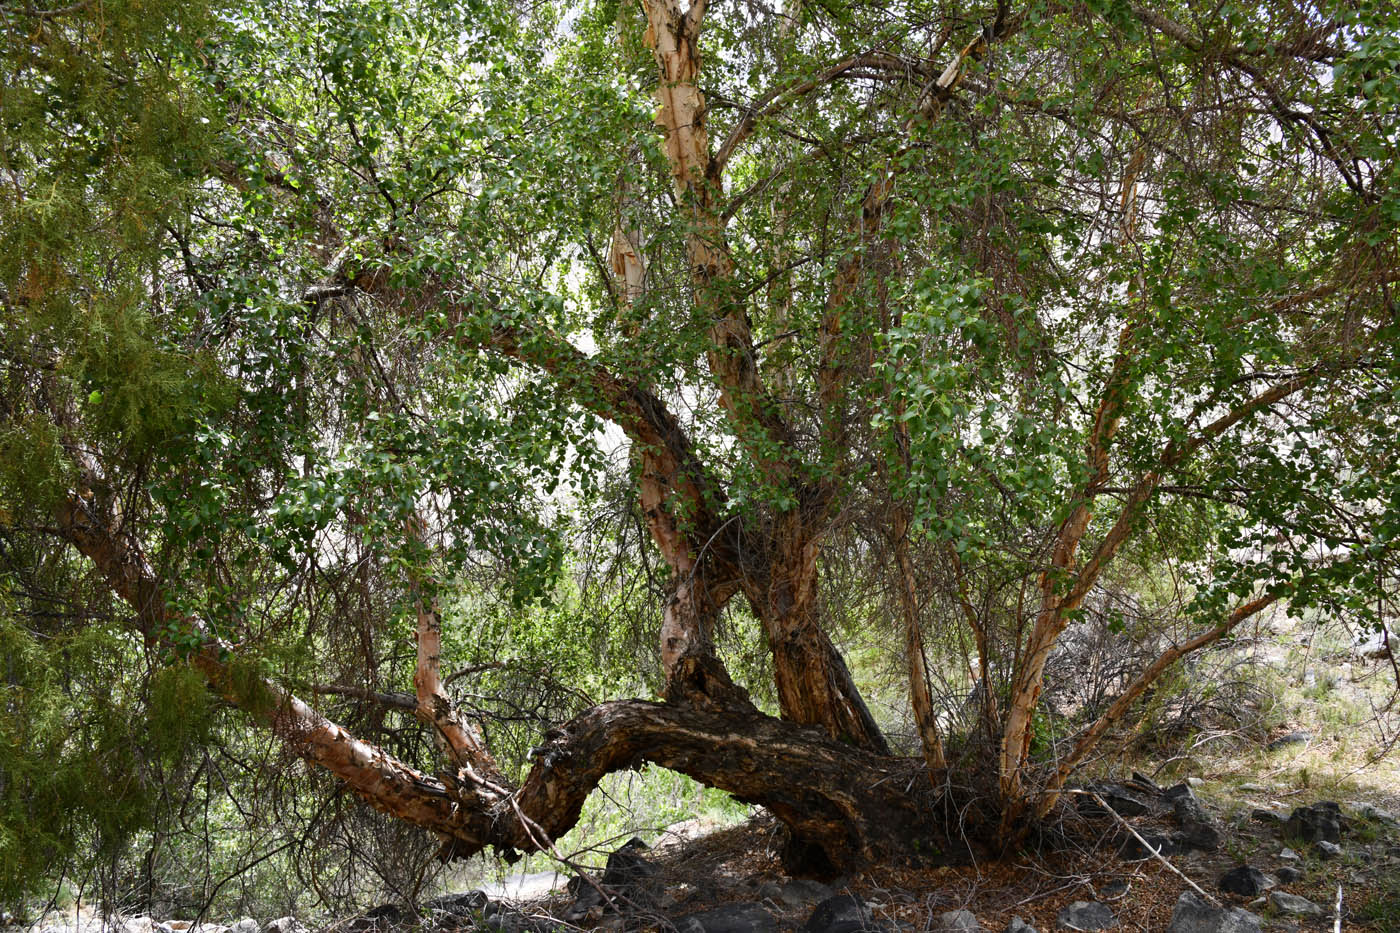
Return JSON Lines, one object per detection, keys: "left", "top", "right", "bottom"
{"left": 663, "top": 652, "right": 758, "bottom": 716}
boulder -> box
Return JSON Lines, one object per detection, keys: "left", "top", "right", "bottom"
{"left": 1004, "top": 920, "right": 1038, "bottom": 933}
{"left": 757, "top": 879, "right": 835, "bottom": 909}
{"left": 1055, "top": 902, "right": 1116, "bottom": 931}
{"left": 934, "top": 909, "right": 983, "bottom": 933}
{"left": 676, "top": 903, "right": 778, "bottom": 933}
{"left": 802, "top": 894, "right": 883, "bottom": 933}
{"left": 1275, "top": 867, "right": 1303, "bottom": 883}
{"left": 1172, "top": 789, "right": 1221, "bottom": 850}
{"left": 262, "top": 919, "right": 306, "bottom": 933}
{"left": 1266, "top": 892, "right": 1323, "bottom": 919}
{"left": 1217, "top": 867, "right": 1272, "bottom": 897}
{"left": 229, "top": 919, "right": 259, "bottom": 933}
{"left": 424, "top": 892, "right": 488, "bottom": 918}
{"left": 1080, "top": 784, "right": 1156, "bottom": 818}
{"left": 1118, "top": 831, "right": 1189, "bottom": 860}
{"left": 1165, "top": 891, "right": 1261, "bottom": 933}
{"left": 1355, "top": 803, "right": 1397, "bottom": 824}
{"left": 1284, "top": 801, "right": 1343, "bottom": 844}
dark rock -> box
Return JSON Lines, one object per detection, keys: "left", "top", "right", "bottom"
{"left": 1162, "top": 783, "right": 1195, "bottom": 801}
{"left": 1004, "top": 920, "right": 1038, "bottom": 933}
{"left": 1250, "top": 809, "right": 1285, "bottom": 825}
{"left": 1217, "top": 866, "right": 1272, "bottom": 897}
{"left": 1267, "top": 732, "right": 1311, "bottom": 752}
{"left": 1266, "top": 892, "right": 1322, "bottom": 919}
{"left": 1315, "top": 840, "right": 1342, "bottom": 859}
{"left": 1284, "top": 802, "right": 1343, "bottom": 844}
{"left": 1178, "top": 821, "right": 1222, "bottom": 851}
{"left": 1128, "top": 772, "right": 1162, "bottom": 795}
{"left": 676, "top": 904, "right": 778, "bottom": 933}
{"left": 1275, "top": 867, "right": 1303, "bottom": 883}
{"left": 802, "top": 894, "right": 883, "bottom": 933}
{"left": 1080, "top": 783, "right": 1156, "bottom": 818}
{"left": 1170, "top": 788, "right": 1221, "bottom": 851}
{"left": 1118, "top": 831, "right": 1190, "bottom": 860}
{"left": 758, "top": 879, "right": 835, "bottom": 909}
{"left": 341, "top": 906, "right": 402, "bottom": 933}
{"left": 935, "top": 910, "right": 983, "bottom": 933}
{"left": 1055, "top": 901, "right": 1116, "bottom": 931}
{"left": 1165, "top": 891, "right": 1261, "bottom": 933}
{"left": 424, "top": 892, "right": 488, "bottom": 918}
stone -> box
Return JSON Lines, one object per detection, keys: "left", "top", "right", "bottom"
{"left": 1187, "top": 777, "right": 1205, "bottom": 788}
{"left": 1278, "top": 848, "right": 1301, "bottom": 861}
{"left": 122, "top": 918, "right": 156, "bottom": 933}
{"left": 758, "top": 879, "right": 835, "bottom": 909}
{"left": 934, "top": 910, "right": 984, "bottom": 933}
{"left": 1004, "top": 920, "right": 1038, "bottom": 933}
{"left": 1118, "top": 831, "right": 1189, "bottom": 860}
{"left": 166, "top": 924, "right": 192, "bottom": 932}
{"left": 1249, "top": 809, "right": 1285, "bottom": 825}
{"left": 1239, "top": 783, "right": 1268, "bottom": 793}
{"left": 1316, "top": 840, "right": 1342, "bottom": 859}
{"left": 1267, "top": 892, "right": 1323, "bottom": 919}
{"left": 802, "top": 895, "right": 881, "bottom": 933}
{"left": 1275, "top": 867, "right": 1303, "bottom": 883}
{"left": 1055, "top": 902, "right": 1116, "bottom": 931}
{"left": 1284, "top": 802, "right": 1343, "bottom": 844}
{"left": 1080, "top": 783, "right": 1155, "bottom": 818}
{"left": 1165, "top": 891, "right": 1261, "bottom": 933}
{"left": 1356, "top": 803, "right": 1397, "bottom": 824}
{"left": 229, "top": 919, "right": 259, "bottom": 933}
{"left": 676, "top": 904, "right": 778, "bottom": 933}
{"left": 425, "top": 892, "right": 488, "bottom": 918}
{"left": 262, "top": 919, "right": 305, "bottom": 933}
{"left": 1218, "top": 866, "right": 1272, "bottom": 897}
{"left": 1267, "top": 732, "right": 1310, "bottom": 751}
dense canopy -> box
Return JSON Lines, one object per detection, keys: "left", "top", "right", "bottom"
{"left": 2, "top": 0, "right": 1398, "bottom": 909}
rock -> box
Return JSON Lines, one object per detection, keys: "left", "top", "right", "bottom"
{"left": 1187, "top": 777, "right": 1205, "bottom": 788}
{"left": 166, "top": 924, "right": 192, "bottom": 932}
{"left": 342, "top": 905, "right": 402, "bottom": 933}
{"left": 122, "top": 918, "right": 157, "bottom": 933}
{"left": 1080, "top": 783, "right": 1155, "bottom": 818}
{"left": 1267, "top": 892, "right": 1323, "bottom": 919}
{"left": 262, "top": 919, "right": 306, "bottom": 933}
{"left": 1239, "top": 783, "right": 1268, "bottom": 793}
{"left": 1218, "top": 866, "right": 1273, "bottom": 897}
{"left": 1004, "top": 920, "right": 1038, "bottom": 933}
{"left": 1055, "top": 902, "right": 1116, "bottom": 931}
{"left": 1284, "top": 802, "right": 1343, "bottom": 844}
{"left": 935, "top": 910, "right": 984, "bottom": 933}
{"left": 1275, "top": 867, "right": 1303, "bottom": 883}
{"left": 1315, "top": 840, "right": 1342, "bottom": 859}
{"left": 758, "top": 879, "right": 835, "bottom": 909}
{"left": 1128, "top": 773, "right": 1161, "bottom": 794}
{"left": 424, "top": 892, "right": 488, "bottom": 918}
{"left": 229, "top": 919, "right": 259, "bottom": 933}
{"left": 1356, "top": 803, "right": 1397, "bottom": 824}
{"left": 677, "top": 903, "right": 777, "bottom": 933}
{"left": 1267, "top": 732, "right": 1310, "bottom": 751}
{"left": 802, "top": 894, "right": 882, "bottom": 933}
{"left": 1278, "top": 848, "right": 1301, "bottom": 861}
{"left": 1249, "top": 809, "right": 1285, "bottom": 825}
{"left": 1165, "top": 891, "right": 1261, "bottom": 933}
{"left": 1118, "top": 832, "right": 1190, "bottom": 860}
